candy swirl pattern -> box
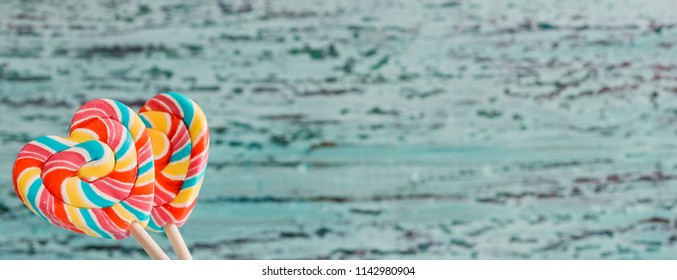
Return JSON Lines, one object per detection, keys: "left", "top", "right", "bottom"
{"left": 11, "top": 99, "right": 155, "bottom": 240}
{"left": 139, "top": 92, "right": 209, "bottom": 231}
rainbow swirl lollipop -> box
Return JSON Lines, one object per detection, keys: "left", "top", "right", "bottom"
{"left": 138, "top": 92, "right": 209, "bottom": 259}
{"left": 12, "top": 99, "right": 168, "bottom": 259}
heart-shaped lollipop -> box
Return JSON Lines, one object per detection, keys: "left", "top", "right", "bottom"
{"left": 139, "top": 92, "right": 210, "bottom": 259}
{"left": 12, "top": 99, "right": 168, "bottom": 259}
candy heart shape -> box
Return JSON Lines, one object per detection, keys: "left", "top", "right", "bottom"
{"left": 12, "top": 99, "right": 155, "bottom": 240}
{"left": 139, "top": 92, "right": 210, "bottom": 231}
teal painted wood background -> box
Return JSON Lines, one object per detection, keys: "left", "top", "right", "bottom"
{"left": 1, "top": 0, "right": 677, "bottom": 259}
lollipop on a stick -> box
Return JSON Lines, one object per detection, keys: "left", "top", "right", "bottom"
{"left": 139, "top": 92, "right": 210, "bottom": 260}
{"left": 12, "top": 99, "right": 169, "bottom": 260}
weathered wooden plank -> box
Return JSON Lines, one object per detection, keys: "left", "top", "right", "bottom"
{"left": 1, "top": 0, "right": 677, "bottom": 259}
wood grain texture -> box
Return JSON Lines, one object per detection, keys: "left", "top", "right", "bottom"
{"left": 1, "top": 0, "right": 677, "bottom": 259}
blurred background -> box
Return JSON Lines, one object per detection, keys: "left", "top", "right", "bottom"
{"left": 1, "top": 0, "right": 677, "bottom": 259}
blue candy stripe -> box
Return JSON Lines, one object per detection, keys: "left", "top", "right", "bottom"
{"left": 138, "top": 161, "right": 153, "bottom": 175}
{"left": 115, "top": 133, "right": 134, "bottom": 161}
{"left": 79, "top": 208, "right": 112, "bottom": 239}
{"left": 26, "top": 177, "right": 49, "bottom": 221}
{"left": 77, "top": 140, "right": 104, "bottom": 161}
{"left": 181, "top": 168, "right": 207, "bottom": 190}
{"left": 139, "top": 114, "right": 152, "bottom": 128}
{"left": 35, "top": 136, "right": 71, "bottom": 152}
{"left": 166, "top": 92, "right": 195, "bottom": 127}
{"left": 120, "top": 200, "right": 147, "bottom": 220}
{"left": 79, "top": 180, "right": 114, "bottom": 208}
{"left": 171, "top": 143, "right": 191, "bottom": 162}
{"left": 114, "top": 100, "right": 130, "bottom": 126}
{"left": 146, "top": 216, "right": 161, "bottom": 231}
